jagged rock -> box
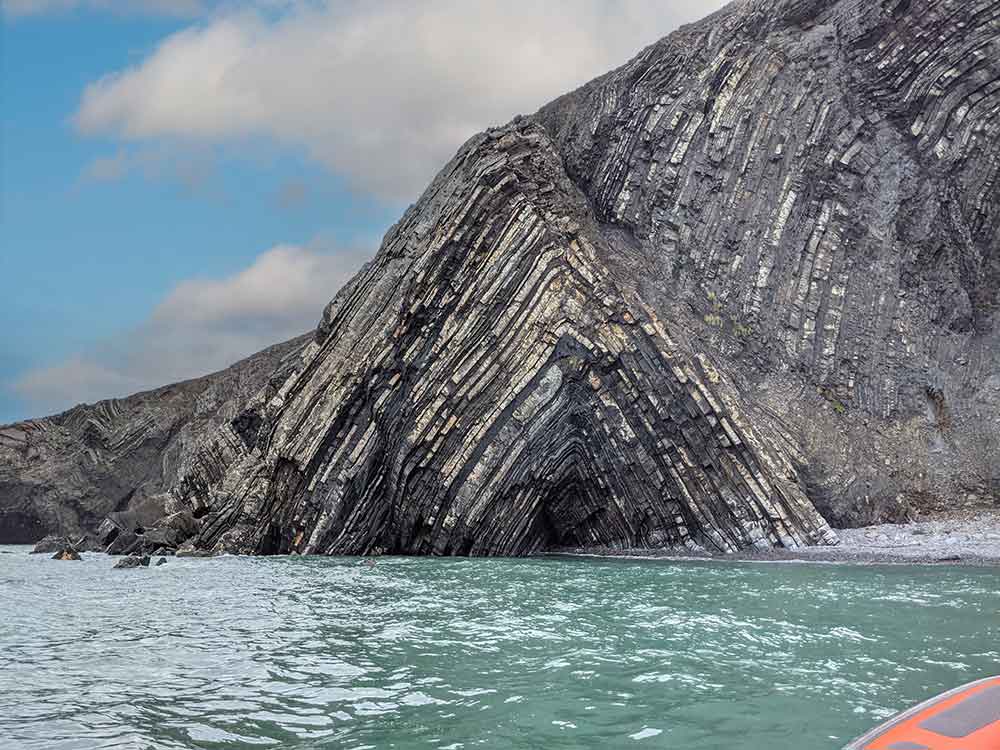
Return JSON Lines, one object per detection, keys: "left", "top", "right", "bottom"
{"left": 113, "top": 556, "right": 142, "bottom": 569}
{"left": 95, "top": 517, "right": 122, "bottom": 547}
{"left": 155, "top": 557, "right": 168, "bottom": 566}
{"left": 0, "top": 336, "right": 310, "bottom": 543}
{"left": 70, "top": 535, "right": 103, "bottom": 553}
{"left": 140, "top": 509, "right": 199, "bottom": 550}
{"left": 140, "top": 527, "right": 180, "bottom": 550}
{"left": 151, "top": 547, "right": 175, "bottom": 557}
{"left": 31, "top": 534, "right": 69, "bottom": 554}
{"left": 105, "top": 530, "right": 139, "bottom": 556}
{"left": 50, "top": 547, "right": 81, "bottom": 561}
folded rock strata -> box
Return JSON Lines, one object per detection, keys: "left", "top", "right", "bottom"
{"left": 5, "top": 0, "right": 999, "bottom": 553}
{"left": 176, "top": 0, "right": 998, "bottom": 553}
{"left": 179, "top": 120, "right": 837, "bottom": 555}
{"left": 537, "top": 0, "right": 1000, "bottom": 524}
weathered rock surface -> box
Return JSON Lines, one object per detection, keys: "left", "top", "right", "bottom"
{"left": 0, "top": 336, "right": 309, "bottom": 543}
{"left": 6, "top": 0, "right": 1000, "bottom": 555}
{"left": 169, "top": 0, "right": 997, "bottom": 554}
{"left": 50, "top": 548, "right": 81, "bottom": 561}
{"left": 171, "top": 113, "right": 836, "bottom": 556}
{"left": 31, "top": 534, "right": 70, "bottom": 554}
{"left": 533, "top": 0, "right": 1000, "bottom": 525}
{"left": 113, "top": 556, "right": 142, "bottom": 569}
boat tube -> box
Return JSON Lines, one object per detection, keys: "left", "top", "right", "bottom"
{"left": 846, "top": 676, "right": 1000, "bottom": 749}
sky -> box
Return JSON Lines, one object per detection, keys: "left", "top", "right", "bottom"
{"left": 0, "top": 0, "right": 726, "bottom": 424}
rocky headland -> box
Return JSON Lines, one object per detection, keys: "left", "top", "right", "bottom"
{"left": 4, "top": 0, "right": 999, "bottom": 558}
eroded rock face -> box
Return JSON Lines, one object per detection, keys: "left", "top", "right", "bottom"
{"left": 536, "top": 0, "right": 1000, "bottom": 525}
{"left": 171, "top": 0, "right": 998, "bottom": 553}
{"left": 0, "top": 337, "right": 309, "bottom": 543}
{"left": 172, "top": 117, "right": 835, "bottom": 556}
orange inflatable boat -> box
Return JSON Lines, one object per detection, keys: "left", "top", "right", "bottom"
{"left": 846, "top": 676, "right": 1000, "bottom": 750}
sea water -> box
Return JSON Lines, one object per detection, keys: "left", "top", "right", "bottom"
{"left": 2, "top": 548, "right": 998, "bottom": 749}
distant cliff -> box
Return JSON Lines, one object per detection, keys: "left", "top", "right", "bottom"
{"left": 6, "top": 0, "right": 998, "bottom": 553}
{"left": 0, "top": 336, "right": 308, "bottom": 543}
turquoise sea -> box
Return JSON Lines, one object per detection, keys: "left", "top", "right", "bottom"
{"left": 2, "top": 548, "right": 998, "bottom": 749}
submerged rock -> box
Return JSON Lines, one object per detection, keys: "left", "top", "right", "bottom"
{"left": 175, "top": 548, "right": 214, "bottom": 558}
{"left": 155, "top": 557, "right": 168, "bottom": 566}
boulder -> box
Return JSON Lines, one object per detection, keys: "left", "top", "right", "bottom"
{"left": 105, "top": 529, "right": 139, "bottom": 556}
{"left": 113, "top": 556, "right": 142, "bottom": 569}
{"left": 51, "top": 547, "right": 81, "bottom": 561}
{"left": 71, "top": 535, "right": 103, "bottom": 552}
{"left": 155, "top": 557, "right": 168, "bottom": 566}
{"left": 31, "top": 534, "right": 69, "bottom": 554}
{"left": 95, "top": 517, "right": 122, "bottom": 547}
{"left": 140, "top": 527, "right": 181, "bottom": 549}
{"left": 159, "top": 510, "right": 199, "bottom": 539}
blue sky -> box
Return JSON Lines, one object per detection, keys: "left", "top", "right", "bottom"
{"left": 0, "top": 0, "right": 720, "bottom": 424}
{"left": 1, "top": 5, "right": 398, "bottom": 423}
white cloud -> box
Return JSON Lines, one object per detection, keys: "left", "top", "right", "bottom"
{"left": 3, "top": 0, "right": 206, "bottom": 17}
{"left": 74, "top": 0, "right": 727, "bottom": 202}
{"left": 80, "top": 144, "right": 219, "bottom": 196}
{"left": 12, "top": 243, "right": 369, "bottom": 413}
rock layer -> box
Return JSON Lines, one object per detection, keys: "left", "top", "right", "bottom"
{"left": 538, "top": 0, "right": 1000, "bottom": 524}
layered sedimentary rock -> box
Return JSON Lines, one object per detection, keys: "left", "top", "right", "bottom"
{"left": 6, "top": 0, "right": 998, "bottom": 553}
{"left": 0, "top": 337, "right": 308, "bottom": 543}
{"left": 537, "top": 0, "right": 1000, "bottom": 524}
{"left": 177, "top": 120, "right": 837, "bottom": 555}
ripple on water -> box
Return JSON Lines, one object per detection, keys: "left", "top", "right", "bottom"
{"left": 1, "top": 550, "right": 998, "bottom": 749}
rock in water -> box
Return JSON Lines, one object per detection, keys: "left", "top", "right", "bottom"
{"left": 105, "top": 530, "right": 140, "bottom": 557}
{"left": 155, "top": 557, "right": 168, "bottom": 566}
{"left": 6, "top": 0, "right": 1000, "bottom": 552}
{"left": 50, "top": 548, "right": 81, "bottom": 561}
{"left": 31, "top": 535, "right": 69, "bottom": 554}
{"left": 113, "top": 556, "right": 142, "bottom": 569}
